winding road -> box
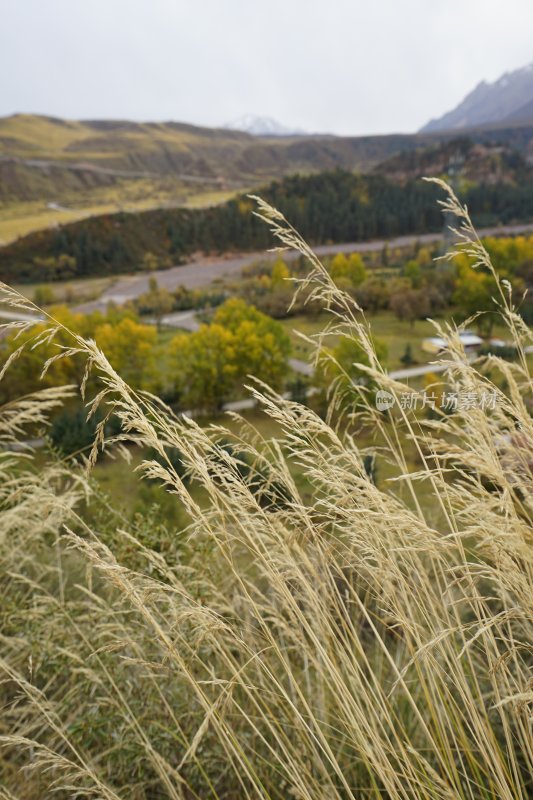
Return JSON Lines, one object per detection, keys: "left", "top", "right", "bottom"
{"left": 2, "top": 222, "right": 531, "bottom": 394}
{"left": 75, "top": 222, "right": 533, "bottom": 315}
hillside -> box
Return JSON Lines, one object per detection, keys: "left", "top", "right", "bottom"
{"left": 0, "top": 170, "right": 444, "bottom": 282}
{"left": 421, "top": 63, "right": 533, "bottom": 132}
{"left": 4, "top": 114, "right": 533, "bottom": 246}
{"left": 0, "top": 114, "right": 430, "bottom": 243}
{"left": 5, "top": 113, "right": 533, "bottom": 203}
{"left": 0, "top": 113, "right": 423, "bottom": 203}
{"left": 4, "top": 167, "right": 533, "bottom": 285}
{"left": 374, "top": 138, "right": 531, "bottom": 185}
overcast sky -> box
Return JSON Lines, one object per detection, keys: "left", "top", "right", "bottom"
{"left": 2, "top": 0, "right": 533, "bottom": 135}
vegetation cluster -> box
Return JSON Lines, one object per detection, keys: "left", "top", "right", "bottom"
{"left": 5, "top": 168, "right": 533, "bottom": 282}
{"left": 0, "top": 186, "right": 532, "bottom": 799}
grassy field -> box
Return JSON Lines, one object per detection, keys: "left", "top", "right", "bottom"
{"left": 88, "top": 405, "right": 428, "bottom": 534}
{"left": 0, "top": 113, "right": 251, "bottom": 242}
{"left": 281, "top": 310, "right": 439, "bottom": 369}
{"left": 90, "top": 407, "right": 293, "bottom": 517}
{"left": 281, "top": 309, "right": 514, "bottom": 371}
{"left": 0, "top": 186, "right": 240, "bottom": 244}
{"left": 0, "top": 196, "right": 174, "bottom": 244}
{"left": 3, "top": 195, "right": 533, "bottom": 797}
{"left": 9, "top": 274, "right": 117, "bottom": 305}
{"left": 281, "top": 311, "right": 433, "bottom": 367}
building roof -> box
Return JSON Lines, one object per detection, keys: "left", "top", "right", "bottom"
{"left": 422, "top": 331, "right": 483, "bottom": 351}
{"left": 458, "top": 332, "right": 483, "bottom": 346}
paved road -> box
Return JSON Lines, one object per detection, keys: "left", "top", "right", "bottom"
{"left": 145, "top": 309, "right": 201, "bottom": 332}
{"left": 388, "top": 362, "right": 450, "bottom": 380}
{"left": 223, "top": 358, "right": 453, "bottom": 410}
{"left": 75, "top": 222, "right": 533, "bottom": 315}
{"left": 286, "top": 357, "right": 465, "bottom": 381}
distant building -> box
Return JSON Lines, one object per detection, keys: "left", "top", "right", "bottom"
{"left": 422, "top": 331, "right": 483, "bottom": 355}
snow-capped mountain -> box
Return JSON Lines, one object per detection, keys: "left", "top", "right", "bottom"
{"left": 224, "top": 114, "right": 305, "bottom": 136}
{"left": 421, "top": 62, "right": 533, "bottom": 133}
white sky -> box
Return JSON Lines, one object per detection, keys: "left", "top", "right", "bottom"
{"left": 1, "top": 0, "right": 533, "bottom": 135}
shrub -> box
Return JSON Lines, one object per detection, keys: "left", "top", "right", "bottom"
{"left": 50, "top": 406, "right": 99, "bottom": 457}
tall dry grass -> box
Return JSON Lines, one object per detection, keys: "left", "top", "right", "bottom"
{"left": 0, "top": 182, "right": 532, "bottom": 799}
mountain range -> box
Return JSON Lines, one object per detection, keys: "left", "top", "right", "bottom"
{"left": 0, "top": 113, "right": 432, "bottom": 211}
{"left": 4, "top": 112, "right": 533, "bottom": 203}
{"left": 421, "top": 63, "right": 533, "bottom": 132}
{"left": 5, "top": 97, "right": 533, "bottom": 244}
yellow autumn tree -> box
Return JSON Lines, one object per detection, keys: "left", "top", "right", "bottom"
{"left": 95, "top": 318, "right": 157, "bottom": 390}
{"left": 168, "top": 299, "right": 291, "bottom": 412}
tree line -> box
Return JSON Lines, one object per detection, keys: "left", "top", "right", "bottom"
{"left": 4, "top": 169, "right": 533, "bottom": 283}
{"left": 0, "top": 299, "right": 291, "bottom": 414}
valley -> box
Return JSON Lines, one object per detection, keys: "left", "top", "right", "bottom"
{"left": 3, "top": 11, "right": 533, "bottom": 797}
{"left": 4, "top": 111, "right": 533, "bottom": 243}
